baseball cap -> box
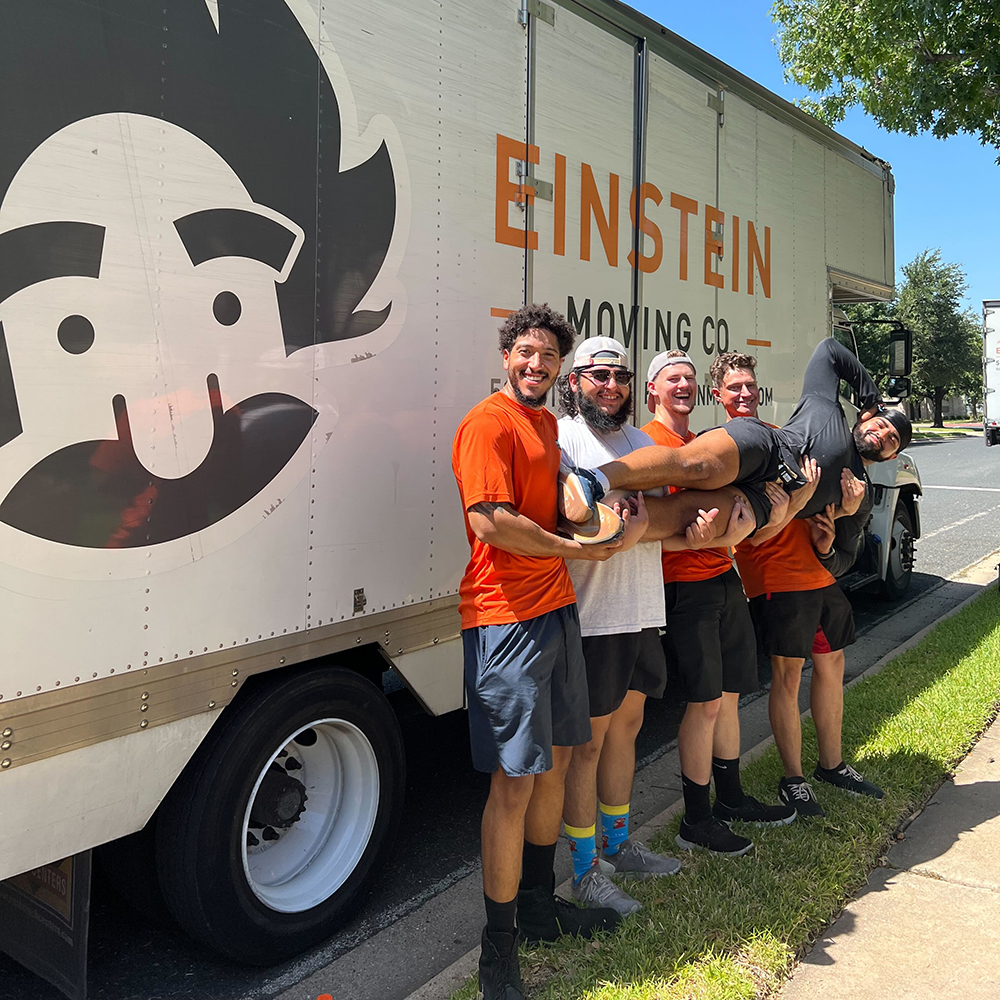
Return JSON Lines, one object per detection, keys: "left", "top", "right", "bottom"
{"left": 646, "top": 351, "right": 696, "bottom": 384}
{"left": 572, "top": 337, "right": 629, "bottom": 369}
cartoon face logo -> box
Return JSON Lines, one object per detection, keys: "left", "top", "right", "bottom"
{"left": 0, "top": 0, "right": 403, "bottom": 561}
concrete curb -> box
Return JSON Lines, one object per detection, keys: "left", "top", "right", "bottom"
{"left": 402, "top": 554, "right": 999, "bottom": 1000}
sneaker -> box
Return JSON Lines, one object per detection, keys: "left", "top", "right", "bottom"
{"left": 713, "top": 794, "right": 797, "bottom": 827}
{"left": 814, "top": 761, "right": 885, "bottom": 799}
{"left": 558, "top": 465, "right": 603, "bottom": 523}
{"left": 571, "top": 866, "right": 641, "bottom": 915}
{"left": 602, "top": 838, "right": 682, "bottom": 878}
{"left": 477, "top": 927, "right": 524, "bottom": 1000}
{"left": 516, "top": 883, "right": 621, "bottom": 944}
{"left": 675, "top": 816, "right": 753, "bottom": 857}
{"left": 778, "top": 776, "right": 826, "bottom": 818}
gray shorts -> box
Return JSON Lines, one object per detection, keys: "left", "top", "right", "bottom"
{"left": 463, "top": 603, "right": 592, "bottom": 776}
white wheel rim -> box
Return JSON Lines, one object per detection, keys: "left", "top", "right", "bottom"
{"left": 241, "top": 718, "right": 380, "bottom": 913}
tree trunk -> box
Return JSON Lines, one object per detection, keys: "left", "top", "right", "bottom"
{"left": 932, "top": 387, "right": 946, "bottom": 428}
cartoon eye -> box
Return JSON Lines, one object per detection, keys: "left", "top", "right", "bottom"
{"left": 213, "top": 291, "right": 242, "bottom": 326}
{"left": 57, "top": 315, "right": 96, "bottom": 354}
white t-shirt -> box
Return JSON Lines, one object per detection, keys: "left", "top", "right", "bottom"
{"left": 557, "top": 415, "right": 666, "bottom": 636}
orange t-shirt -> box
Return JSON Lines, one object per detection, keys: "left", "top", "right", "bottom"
{"left": 452, "top": 392, "right": 576, "bottom": 629}
{"left": 733, "top": 421, "right": 835, "bottom": 599}
{"left": 643, "top": 419, "right": 733, "bottom": 584}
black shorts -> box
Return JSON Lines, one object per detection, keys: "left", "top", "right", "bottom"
{"left": 715, "top": 419, "right": 799, "bottom": 529}
{"left": 581, "top": 628, "right": 667, "bottom": 718}
{"left": 748, "top": 583, "right": 855, "bottom": 659}
{"left": 661, "top": 568, "right": 758, "bottom": 703}
{"left": 463, "top": 604, "right": 592, "bottom": 776}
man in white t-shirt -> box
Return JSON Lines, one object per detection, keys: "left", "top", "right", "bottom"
{"left": 557, "top": 338, "right": 744, "bottom": 913}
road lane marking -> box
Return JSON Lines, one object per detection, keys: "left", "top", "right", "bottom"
{"left": 920, "top": 501, "right": 1000, "bottom": 541}
{"left": 922, "top": 485, "right": 1000, "bottom": 493}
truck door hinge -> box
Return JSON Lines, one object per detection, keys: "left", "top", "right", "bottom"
{"left": 515, "top": 159, "right": 553, "bottom": 203}
{"left": 519, "top": 0, "right": 555, "bottom": 27}
{"left": 986, "top": 326, "right": 996, "bottom": 334}
{"left": 707, "top": 89, "right": 724, "bottom": 127}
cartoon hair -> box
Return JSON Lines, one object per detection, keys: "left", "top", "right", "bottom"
{"left": 0, "top": 0, "right": 396, "bottom": 356}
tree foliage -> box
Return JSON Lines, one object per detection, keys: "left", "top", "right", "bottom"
{"left": 772, "top": 0, "right": 1000, "bottom": 155}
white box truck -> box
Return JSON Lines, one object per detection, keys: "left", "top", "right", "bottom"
{"left": 983, "top": 300, "right": 1000, "bottom": 445}
{"left": 0, "top": 0, "right": 921, "bottom": 968}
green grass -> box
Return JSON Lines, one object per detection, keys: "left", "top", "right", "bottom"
{"left": 449, "top": 587, "right": 1000, "bottom": 1000}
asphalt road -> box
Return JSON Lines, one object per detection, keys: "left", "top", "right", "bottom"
{"left": 2, "top": 436, "right": 998, "bottom": 1000}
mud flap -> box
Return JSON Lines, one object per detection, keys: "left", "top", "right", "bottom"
{"left": 0, "top": 851, "right": 90, "bottom": 1000}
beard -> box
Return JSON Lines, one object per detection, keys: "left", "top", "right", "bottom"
{"left": 852, "top": 422, "right": 883, "bottom": 461}
{"left": 509, "top": 376, "right": 547, "bottom": 408}
{"left": 576, "top": 387, "right": 630, "bottom": 431}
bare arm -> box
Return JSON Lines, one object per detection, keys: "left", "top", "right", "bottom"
{"left": 467, "top": 502, "right": 623, "bottom": 561}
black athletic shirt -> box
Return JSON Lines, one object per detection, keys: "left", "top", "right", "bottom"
{"left": 779, "top": 338, "right": 881, "bottom": 521}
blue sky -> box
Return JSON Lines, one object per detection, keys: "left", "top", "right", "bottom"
{"left": 632, "top": 1, "right": 997, "bottom": 314}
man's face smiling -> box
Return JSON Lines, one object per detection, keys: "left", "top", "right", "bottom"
{"left": 853, "top": 413, "right": 900, "bottom": 462}
{"left": 714, "top": 368, "right": 758, "bottom": 418}
{"left": 502, "top": 327, "right": 563, "bottom": 407}
{"left": 650, "top": 363, "right": 696, "bottom": 417}
{"left": 572, "top": 364, "right": 631, "bottom": 430}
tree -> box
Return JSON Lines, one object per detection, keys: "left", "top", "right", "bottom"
{"left": 895, "top": 250, "right": 982, "bottom": 426}
{"left": 771, "top": 1, "right": 1000, "bottom": 156}
{"left": 842, "top": 299, "right": 897, "bottom": 377}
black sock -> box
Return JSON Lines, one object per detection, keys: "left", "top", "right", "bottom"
{"left": 712, "top": 756, "right": 744, "bottom": 807}
{"left": 817, "top": 760, "right": 845, "bottom": 775}
{"left": 484, "top": 893, "right": 517, "bottom": 940}
{"left": 519, "top": 840, "right": 556, "bottom": 892}
{"left": 682, "top": 773, "right": 712, "bottom": 824}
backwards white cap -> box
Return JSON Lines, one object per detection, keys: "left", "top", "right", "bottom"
{"left": 572, "top": 336, "right": 629, "bottom": 369}
{"left": 646, "top": 351, "right": 696, "bottom": 384}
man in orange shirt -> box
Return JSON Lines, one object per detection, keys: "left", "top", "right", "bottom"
{"left": 713, "top": 351, "right": 884, "bottom": 819}
{"left": 452, "top": 305, "right": 631, "bottom": 1000}
{"left": 644, "top": 351, "right": 797, "bottom": 857}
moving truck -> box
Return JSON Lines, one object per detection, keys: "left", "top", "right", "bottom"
{"left": 984, "top": 300, "right": 1000, "bottom": 445}
{"left": 0, "top": 0, "right": 921, "bottom": 974}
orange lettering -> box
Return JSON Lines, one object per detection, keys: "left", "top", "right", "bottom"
{"left": 580, "top": 164, "right": 619, "bottom": 266}
{"left": 747, "top": 222, "right": 770, "bottom": 298}
{"left": 731, "top": 215, "right": 740, "bottom": 292}
{"left": 628, "top": 183, "right": 663, "bottom": 274}
{"left": 669, "top": 192, "right": 698, "bottom": 281}
{"left": 495, "top": 133, "right": 538, "bottom": 250}
{"left": 704, "top": 204, "right": 724, "bottom": 289}
{"left": 554, "top": 153, "right": 566, "bottom": 256}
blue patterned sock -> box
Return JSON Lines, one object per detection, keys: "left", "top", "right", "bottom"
{"left": 565, "top": 823, "right": 597, "bottom": 882}
{"left": 600, "top": 801, "right": 630, "bottom": 855}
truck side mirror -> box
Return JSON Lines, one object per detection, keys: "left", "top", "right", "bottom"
{"left": 885, "top": 375, "right": 911, "bottom": 399}
{"left": 888, "top": 327, "right": 912, "bottom": 377}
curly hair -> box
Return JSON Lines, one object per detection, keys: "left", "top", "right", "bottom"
{"left": 709, "top": 351, "right": 757, "bottom": 388}
{"left": 498, "top": 303, "right": 576, "bottom": 358}
{"left": 556, "top": 373, "right": 577, "bottom": 416}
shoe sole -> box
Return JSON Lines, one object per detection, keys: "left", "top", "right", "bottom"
{"left": 674, "top": 833, "right": 754, "bottom": 857}
{"left": 571, "top": 894, "right": 642, "bottom": 916}
{"left": 713, "top": 809, "right": 798, "bottom": 828}
{"left": 557, "top": 470, "right": 595, "bottom": 523}
{"left": 813, "top": 776, "right": 884, "bottom": 800}
{"left": 605, "top": 864, "right": 682, "bottom": 880}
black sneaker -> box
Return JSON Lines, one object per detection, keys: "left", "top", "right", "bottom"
{"left": 778, "top": 776, "right": 826, "bottom": 818}
{"left": 814, "top": 761, "right": 884, "bottom": 799}
{"left": 516, "top": 883, "right": 620, "bottom": 944}
{"left": 477, "top": 927, "right": 525, "bottom": 1000}
{"left": 675, "top": 815, "right": 753, "bottom": 856}
{"left": 713, "top": 794, "right": 797, "bottom": 827}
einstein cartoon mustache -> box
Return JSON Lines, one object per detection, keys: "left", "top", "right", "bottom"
{"left": 0, "top": 374, "right": 317, "bottom": 547}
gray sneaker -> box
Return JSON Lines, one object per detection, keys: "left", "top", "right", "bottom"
{"left": 571, "top": 866, "right": 641, "bottom": 915}
{"left": 603, "top": 839, "right": 682, "bottom": 879}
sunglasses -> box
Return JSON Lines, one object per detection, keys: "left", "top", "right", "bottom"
{"left": 577, "top": 367, "right": 634, "bottom": 386}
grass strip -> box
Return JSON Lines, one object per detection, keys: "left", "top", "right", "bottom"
{"left": 448, "top": 586, "right": 1000, "bottom": 1000}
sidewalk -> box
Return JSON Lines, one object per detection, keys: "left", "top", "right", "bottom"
{"left": 780, "top": 713, "right": 1000, "bottom": 999}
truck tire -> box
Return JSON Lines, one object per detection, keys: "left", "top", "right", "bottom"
{"left": 154, "top": 666, "right": 405, "bottom": 965}
{"left": 881, "top": 501, "right": 915, "bottom": 600}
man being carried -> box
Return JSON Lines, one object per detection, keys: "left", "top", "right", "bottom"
{"left": 560, "top": 338, "right": 912, "bottom": 534}
{"left": 712, "top": 351, "right": 885, "bottom": 817}
{"left": 452, "top": 305, "right": 630, "bottom": 1000}
{"left": 644, "top": 351, "right": 797, "bottom": 856}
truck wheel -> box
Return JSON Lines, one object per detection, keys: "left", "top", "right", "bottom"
{"left": 881, "top": 501, "right": 915, "bottom": 600}
{"left": 154, "top": 666, "right": 404, "bottom": 965}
